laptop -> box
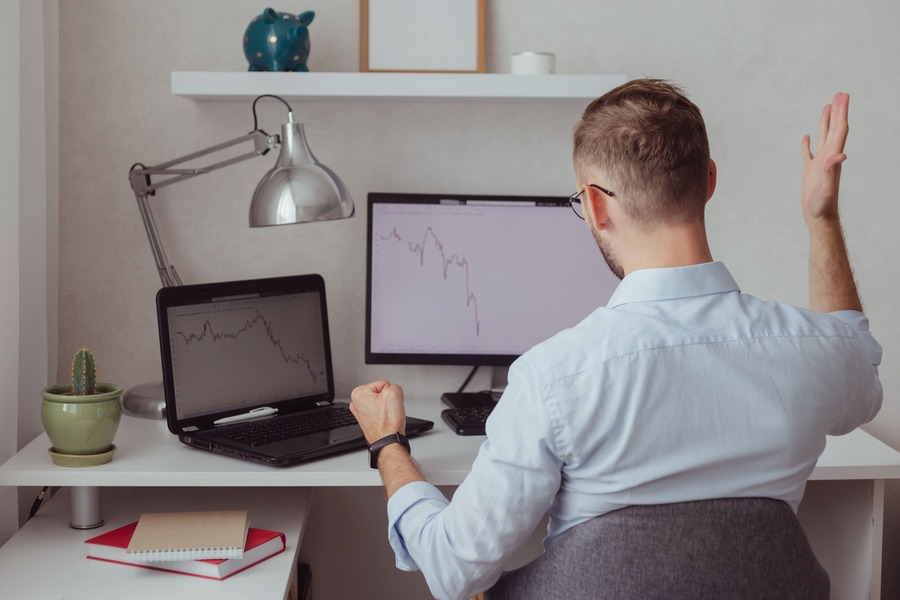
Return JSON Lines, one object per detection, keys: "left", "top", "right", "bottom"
{"left": 156, "top": 274, "right": 434, "bottom": 466}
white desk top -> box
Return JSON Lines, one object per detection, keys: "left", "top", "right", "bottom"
{"left": 0, "top": 486, "right": 311, "bottom": 600}
{"left": 1, "top": 397, "right": 899, "bottom": 486}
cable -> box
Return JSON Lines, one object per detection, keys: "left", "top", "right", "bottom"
{"left": 251, "top": 94, "right": 294, "bottom": 132}
{"left": 456, "top": 366, "right": 479, "bottom": 393}
{"left": 26, "top": 486, "right": 49, "bottom": 521}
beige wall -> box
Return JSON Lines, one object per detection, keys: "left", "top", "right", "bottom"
{"left": 55, "top": 0, "right": 900, "bottom": 443}
{"left": 52, "top": 0, "right": 900, "bottom": 597}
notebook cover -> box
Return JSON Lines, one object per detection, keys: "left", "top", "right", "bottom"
{"left": 85, "top": 522, "right": 286, "bottom": 580}
{"left": 126, "top": 509, "right": 248, "bottom": 561}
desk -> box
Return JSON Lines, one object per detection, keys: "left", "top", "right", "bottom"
{"left": 0, "top": 486, "right": 311, "bottom": 600}
{"left": 2, "top": 397, "right": 900, "bottom": 599}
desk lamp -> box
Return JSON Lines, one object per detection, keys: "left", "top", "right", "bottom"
{"left": 124, "top": 94, "right": 354, "bottom": 418}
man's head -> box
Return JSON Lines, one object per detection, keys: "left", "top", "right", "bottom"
{"left": 573, "top": 79, "right": 711, "bottom": 230}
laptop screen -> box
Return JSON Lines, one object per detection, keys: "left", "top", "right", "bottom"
{"left": 157, "top": 275, "right": 334, "bottom": 425}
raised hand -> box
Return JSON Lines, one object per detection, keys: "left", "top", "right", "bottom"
{"left": 801, "top": 92, "right": 861, "bottom": 313}
{"left": 800, "top": 92, "right": 849, "bottom": 225}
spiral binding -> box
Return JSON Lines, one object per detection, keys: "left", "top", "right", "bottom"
{"left": 126, "top": 546, "right": 244, "bottom": 562}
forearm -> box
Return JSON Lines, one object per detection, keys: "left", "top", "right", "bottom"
{"left": 378, "top": 443, "right": 426, "bottom": 498}
{"left": 808, "top": 217, "right": 862, "bottom": 313}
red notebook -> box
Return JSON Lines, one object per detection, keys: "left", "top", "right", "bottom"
{"left": 85, "top": 522, "right": 286, "bottom": 580}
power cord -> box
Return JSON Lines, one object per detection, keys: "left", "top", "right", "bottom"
{"left": 251, "top": 94, "right": 294, "bottom": 133}
{"left": 26, "top": 486, "right": 49, "bottom": 521}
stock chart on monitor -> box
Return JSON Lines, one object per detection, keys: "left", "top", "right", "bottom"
{"left": 366, "top": 193, "right": 621, "bottom": 365}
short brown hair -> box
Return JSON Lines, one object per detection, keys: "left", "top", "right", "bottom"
{"left": 573, "top": 79, "right": 710, "bottom": 228}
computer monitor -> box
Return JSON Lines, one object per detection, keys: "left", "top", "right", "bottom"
{"left": 365, "top": 192, "right": 620, "bottom": 370}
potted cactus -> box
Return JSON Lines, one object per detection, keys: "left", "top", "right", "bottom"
{"left": 40, "top": 348, "right": 123, "bottom": 467}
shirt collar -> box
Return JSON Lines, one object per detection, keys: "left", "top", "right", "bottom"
{"left": 606, "top": 261, "right": 740, "bottom": 309}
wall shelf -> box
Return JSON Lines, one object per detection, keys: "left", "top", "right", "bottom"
{"left": 171, "top": 71, "right": 628, "bottom": 102}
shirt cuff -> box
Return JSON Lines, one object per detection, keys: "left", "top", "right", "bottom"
{"left": 386, "top": 481, "right": 450, "bottom": 572}
{"left": 829, "top": 310, "right": 882, "bottom": 366}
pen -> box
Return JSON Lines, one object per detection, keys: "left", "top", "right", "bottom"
{"left": 213, "top": 406, "right": 278, "bottom": 426}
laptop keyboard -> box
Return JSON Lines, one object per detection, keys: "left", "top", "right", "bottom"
{"left": 217, "top": 405, "right": 359, "bottom": 447}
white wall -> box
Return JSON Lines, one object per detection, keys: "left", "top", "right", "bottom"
{"left": 16, "top": 0, "right": 59, "bottom": 526}
{"left": 0, "top": 0, "right": 22, "bottom": 546}
{"left": 0, "top": 0, "right": 59, "bottom": 545}
{"left": 52, "top": 1, "right": 900, "bottom": 597}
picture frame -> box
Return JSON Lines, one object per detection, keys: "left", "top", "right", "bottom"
{"left": 360, "top": 0, "right": 486, "bottom": 73}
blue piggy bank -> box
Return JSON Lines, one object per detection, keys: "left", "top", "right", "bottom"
{"left": 244, "top": 8, "right": 315, "bottom": 72}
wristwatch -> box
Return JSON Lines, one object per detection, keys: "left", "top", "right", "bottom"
{"left": 368, "top": 432, "right": 410, "bottom": 469}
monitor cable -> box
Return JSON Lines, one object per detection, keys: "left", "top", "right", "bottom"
{"left": 457, "top": 366, "right": 479, "bottom": 393}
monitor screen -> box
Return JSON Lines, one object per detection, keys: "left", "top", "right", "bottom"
{"left": 166, "top": 292, "right": 329, "bottom": 419}
{"left": 365, "top": 193, "right": 620, "bottom": 366}
{"left": 156, "top": 275, "right": 334, "bottom": 428}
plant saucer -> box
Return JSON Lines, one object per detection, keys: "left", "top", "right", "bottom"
{"left": 48, "top": 445, "right": 116, "bottom": 467}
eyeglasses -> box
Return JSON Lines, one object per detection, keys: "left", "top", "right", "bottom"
{"left": 568, "top": 184, "right": 615, "bottom": 220}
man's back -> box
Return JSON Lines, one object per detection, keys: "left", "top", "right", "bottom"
{"left": 349, "top": 83, "right": 882, "bottom": 600}
{"left": 516, "top": 261, "right": 882, "bottom": 545}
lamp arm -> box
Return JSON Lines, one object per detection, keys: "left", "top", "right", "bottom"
{"left": 129, "top": 130, "right": 278, "bottom": 287}
{"left": 135, "top": 192, "right": 182, "bottom": 287}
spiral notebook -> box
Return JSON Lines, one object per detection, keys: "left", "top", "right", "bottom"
{"left": 125, "top": 510, "right": 249, "bottom": 562}
{"left": 87, "top": 522, "right": 285, "bottom": 580}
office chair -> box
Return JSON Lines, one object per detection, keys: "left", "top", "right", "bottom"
{"left": 482, "top": 497, "right": 829, "bottom": 600}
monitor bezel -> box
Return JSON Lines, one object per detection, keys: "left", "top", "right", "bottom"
{"left": 365, "top": 192, "right": 574, "bottom": 366}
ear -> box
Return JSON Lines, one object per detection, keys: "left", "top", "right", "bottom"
{"left": 582, "top": 185, "right": 610, "bottom": 230}
{"left": 706, "top": 159, "right": 717, "bottom": 203}
{"left": 298, "top": 11, "right": 315, "bottom": 26}
{"left": 263, "top": 8, "right": 278, "bottom": 23}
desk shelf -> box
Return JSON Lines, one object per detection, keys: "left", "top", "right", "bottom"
{"left": 171, "top": 71, "right": 629, "bottom": 102}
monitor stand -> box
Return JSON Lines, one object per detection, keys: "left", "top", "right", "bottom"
{"left": 441, "top": 366, "right": 508, "bottom": 408}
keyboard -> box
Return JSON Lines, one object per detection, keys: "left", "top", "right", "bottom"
{"left": 441, "top": 405, "right": 494, "bottom": 436}
{"left": 217, "top": 406, "right": 359, "bottom": 447}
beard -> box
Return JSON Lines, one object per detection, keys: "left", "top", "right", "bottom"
{"left": 588, "top": 220, "right": 625, "bottom": 280}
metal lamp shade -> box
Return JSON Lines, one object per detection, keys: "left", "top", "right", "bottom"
{"left": 249, "top": 121, "right": 354, "bottom": 227}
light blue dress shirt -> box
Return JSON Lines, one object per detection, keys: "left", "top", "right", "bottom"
{"left": 387, "top": 262, "right": 883, "bottom": 600}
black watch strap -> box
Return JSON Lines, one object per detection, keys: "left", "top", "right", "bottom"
{"left": 368, "top": 432, "right": 410, "bottom": 469}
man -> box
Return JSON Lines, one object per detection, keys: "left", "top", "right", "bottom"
{"left": 349, "top": 79, "right": 882, "bottom": 600}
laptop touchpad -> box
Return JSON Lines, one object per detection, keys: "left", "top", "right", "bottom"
{"left": 328, "top": 424, "right": 364, "bottom": 443}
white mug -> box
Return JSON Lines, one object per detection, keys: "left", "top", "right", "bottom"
{"left": 511, "top": 52, "right": 556, "bottom": 75}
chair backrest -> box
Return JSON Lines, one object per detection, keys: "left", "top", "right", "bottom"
{"left": 485, "top": 497, "right": 829, "bottom": 600}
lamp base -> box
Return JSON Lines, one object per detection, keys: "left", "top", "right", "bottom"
{"left": 69, "top": 486, "right": 104, "bottom": 529}
{"left": 123, "top": 381, "right": 166, "bottom": 419}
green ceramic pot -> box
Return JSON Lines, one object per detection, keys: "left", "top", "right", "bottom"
{"left": 40, "top": 383, "right": 122, "bottom": 458}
